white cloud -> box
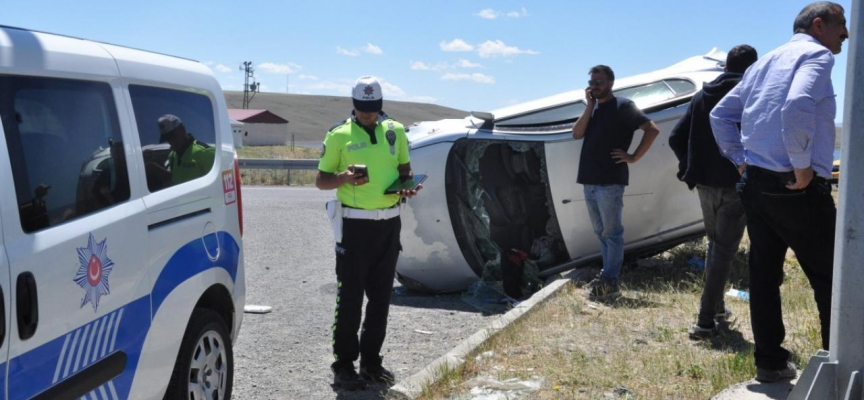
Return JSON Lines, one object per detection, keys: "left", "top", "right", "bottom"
{"left": 258, "top": 62, "right": 302, "bottom": 74}
{"left": 410, "top": 61, "right": 449, "bottom": 71}
{"left": 476, "top": 8, "right": 500, "bottom": 19}
{"left": 478, "top": 7, "right": 528, "bottom": 19}
{"left": 363, "top": 43, "right": 383, "bottom": 55}
{"left": 477, "top": 40, "right": 538, "bottom": 58}
{"left": 215, "top": 64, "right": 232, "bottom": 73}
{"left": 507, "top": 7, "right": 529, "bottom": 18}
{"left": 298, "top": 74, "right": 319, "bottom": 80}
{"left": 336, "top": 46, "right": 359, "bottom": 56}
{"left": 440, "top": 39, "right": 474, "bottom": 52}
{"left": 380, "top": 81, "right": 406, "bottom": 97}
{"left": 455, "top": 59, "right": 482, "bottom": 69}
{"left": 440, "top": 73, "right": 495, "bottom": 84}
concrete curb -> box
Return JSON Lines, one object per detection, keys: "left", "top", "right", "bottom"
{"left": 386, "top": 270, "right": 583, "bottom": 399}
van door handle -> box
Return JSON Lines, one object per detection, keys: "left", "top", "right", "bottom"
{"left": 16, "top": 272, "right": 38, "bottom": 340}
{"left": 562, "top": 199, "right": 572, "bottom": 204}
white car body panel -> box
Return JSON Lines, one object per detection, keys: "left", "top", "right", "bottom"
{"left": 398, "top": 51, "right": 726, "bottom": 293}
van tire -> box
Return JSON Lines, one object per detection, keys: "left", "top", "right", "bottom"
{"left": 165, "top": 308, "right": 234, "bottom": 400}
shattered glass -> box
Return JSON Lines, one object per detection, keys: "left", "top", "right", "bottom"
{"left": 447, "top": 139, "right": 568, "bottom": 303}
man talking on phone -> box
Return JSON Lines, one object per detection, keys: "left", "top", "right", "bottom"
{"left": 315, "top": 76, "right": 421, "bottom": 391}
{"left": 571, "top": 65, "right": 660, "bottom": 300}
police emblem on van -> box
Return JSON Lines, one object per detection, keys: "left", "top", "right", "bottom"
{"left": 73, "top": 233, "right": 114, "bottom": 312}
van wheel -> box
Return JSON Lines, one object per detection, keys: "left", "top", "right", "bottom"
{"left": 165, "top": 308, "right": 233, "bottom": 400}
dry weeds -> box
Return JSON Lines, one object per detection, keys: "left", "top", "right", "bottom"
{"left": 420, "top": 238, "right": 824, "bottom": 399}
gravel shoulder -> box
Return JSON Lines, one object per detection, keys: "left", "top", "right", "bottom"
{"left": 232, "top": 187, "right": 496, "bottom": 399}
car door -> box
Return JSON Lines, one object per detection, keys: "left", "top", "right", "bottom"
{"left": 612, "top": 80, "right": 703, "bottom": 243}
{"left": 0, "top": 75, "right": 149, "bottom": 400}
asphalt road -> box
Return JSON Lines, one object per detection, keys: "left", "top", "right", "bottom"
{"left": 233, "top": 186, "right": 496, "bottom": 399}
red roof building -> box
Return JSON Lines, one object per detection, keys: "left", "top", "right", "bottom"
{"left": 227, "top": 109, "right": 289, "bottom": 124}
{"left": 227, "top": 109, "right": 290, "bottom": 146}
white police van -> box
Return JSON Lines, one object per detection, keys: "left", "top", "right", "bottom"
{"left": 0, "top": 26, "right": 245, "bottom": 399}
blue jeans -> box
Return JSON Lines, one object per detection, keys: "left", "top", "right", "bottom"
{"left": 584, "top": 185, "right": 625, "bottom": 284}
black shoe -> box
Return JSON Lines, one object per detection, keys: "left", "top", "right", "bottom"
{"left": 360, "top": 364, "right": 396, "bottom": 386}
{"left": 587, "top": 279, "right": 620, "bottom": 300}
{"left": 688, "top": 323, "right": 718, "bottom": 340}
{"left": 755, "top": 361, "right": 797, "bottom": 383}
{"left": 333, "top": 366, "right": 367, "bottom": 391}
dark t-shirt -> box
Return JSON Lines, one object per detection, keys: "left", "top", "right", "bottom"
{"left": 577, "top": 97, "right": 650, "bottom": 186}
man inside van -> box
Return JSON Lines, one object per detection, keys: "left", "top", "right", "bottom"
{"left": 145, "top": 114, "right": 215, "bottom": 188}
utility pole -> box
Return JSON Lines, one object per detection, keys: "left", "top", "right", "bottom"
{"left": 240, "top": 61, "right": 260, "bottom": 109}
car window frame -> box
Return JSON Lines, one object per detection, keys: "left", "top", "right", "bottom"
{"left": 492, "top": 77, "right": 698, "bottom": 133}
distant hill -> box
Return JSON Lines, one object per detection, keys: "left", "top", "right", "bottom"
{"left": 224, "top": 92, "right": 468, "bottom": 146}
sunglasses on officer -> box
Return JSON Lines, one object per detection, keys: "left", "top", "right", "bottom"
{"left": 588, "top": 79, "right": 607, "bottom": 87}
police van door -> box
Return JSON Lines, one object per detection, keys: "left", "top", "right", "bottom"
{"left": 0, "top": 76, "right": 149, "bottom": 399}
{"left": 0, "top": 215, "right": 12, "bottom": 399}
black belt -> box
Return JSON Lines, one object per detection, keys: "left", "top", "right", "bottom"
{"left": 746, "top": 166, "right": 827, "bottom": 183}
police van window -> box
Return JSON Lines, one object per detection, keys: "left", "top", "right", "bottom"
{"left": 128, "top": 85, "right": 216, "bottom": 192}
{"left": 0, "top": 76, "right": 129, "bottom": 233}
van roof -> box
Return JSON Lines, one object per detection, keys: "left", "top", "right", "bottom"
{"left": 0, "top": 25, "right": 219, "bottom": 92}
{"left": 0, "top": 24, "right": 198, "bottom": 63}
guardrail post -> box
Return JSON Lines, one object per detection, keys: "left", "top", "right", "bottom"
{"left": 286, "top": 169, "right": 291, "bottom": 186}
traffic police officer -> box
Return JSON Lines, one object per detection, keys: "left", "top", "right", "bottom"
{"left": 316, "top": 76, "right": 421, "bottom": 391}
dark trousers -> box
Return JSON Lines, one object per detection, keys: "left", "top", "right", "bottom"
{"left": 738, "top": 166, "right": 835, "bottom": 370}
{"left": 696, "top": 185, "right": 747, "bottom": 327}
{"left": 331, "top": 216, "right": 401, "bottom": 371}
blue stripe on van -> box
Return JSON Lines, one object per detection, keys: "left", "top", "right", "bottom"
{"left": 6, "top": 231, "right": 240, "bottom": 399}
{"left": 152, "top": 231, "right": 240, "bottom": 315}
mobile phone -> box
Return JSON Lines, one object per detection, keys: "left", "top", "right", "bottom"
{"left": 588, "top": 91, "right": 596, "bottom": 100}
{"left": 349, "top": 164, "right": 368, "bottom": 178}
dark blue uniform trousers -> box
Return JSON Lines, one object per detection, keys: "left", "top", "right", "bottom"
{"left": 331, "top": 215, "right": 401, "bottom": 372}
{"left": 738, "top": 166, "right": 835, "bottom": 370}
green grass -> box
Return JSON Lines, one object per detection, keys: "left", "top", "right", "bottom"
{"left": 236, "top": 145, "right": 318, "bottom": 186}
{"left": 418, "top": 237, "right": 824, "bottom": 399}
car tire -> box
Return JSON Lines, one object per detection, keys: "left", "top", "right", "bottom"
{"left": 165, "top": 308, "right": 233, "bottom": 400}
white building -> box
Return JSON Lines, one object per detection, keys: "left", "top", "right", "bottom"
{"left": 227, "top": 109, "right": 290, "bottom": 146}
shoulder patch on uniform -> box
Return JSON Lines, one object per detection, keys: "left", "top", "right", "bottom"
{"left": 328, "top": 120, "right": 349, "bottom": 132}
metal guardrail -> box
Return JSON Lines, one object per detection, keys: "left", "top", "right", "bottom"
{"left": 237, "top": 158, "right": 318, "bottom": 170}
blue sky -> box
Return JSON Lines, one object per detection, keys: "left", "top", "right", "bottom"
{"left": 5, "top": 0, "right": 852, "bottom": 119}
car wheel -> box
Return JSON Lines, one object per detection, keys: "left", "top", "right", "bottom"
{"left": 165, "top": 308, "right": 233, "bottom": 400}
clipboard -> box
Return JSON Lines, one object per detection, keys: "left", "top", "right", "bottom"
{"left": 384, "top": 174, "right": 427, "bottom": 194}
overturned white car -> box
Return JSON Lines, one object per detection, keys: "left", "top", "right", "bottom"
{"left": 397, "top": 49, "right": 728, "bottom": 294}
